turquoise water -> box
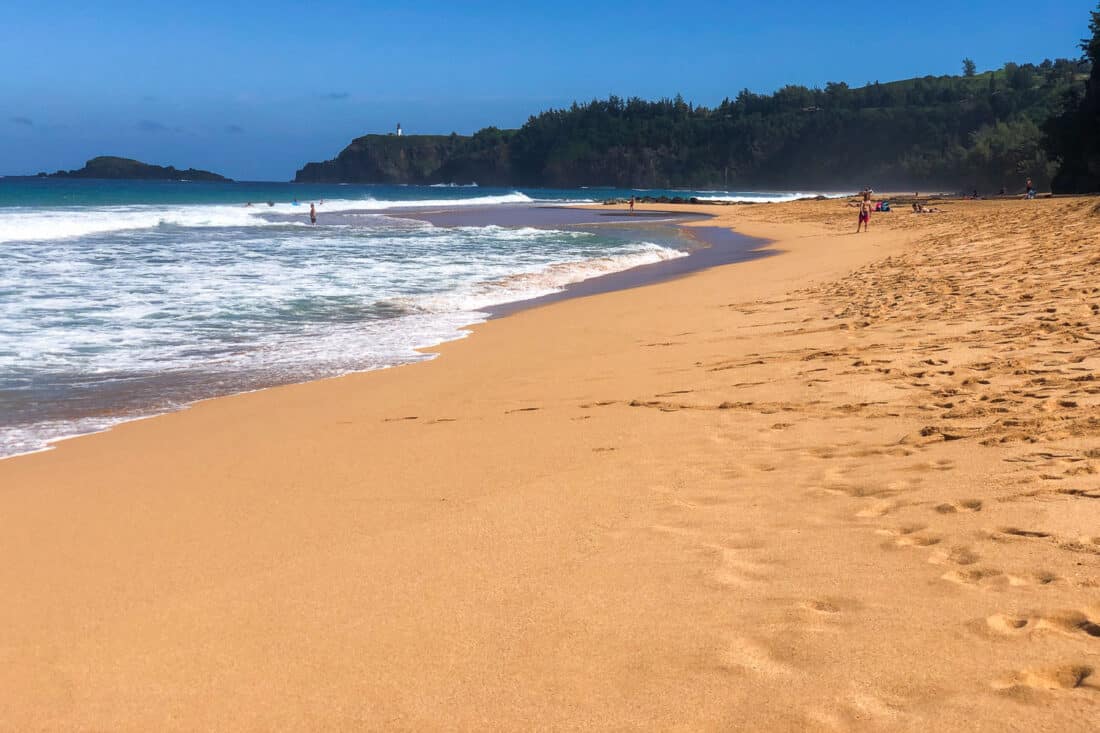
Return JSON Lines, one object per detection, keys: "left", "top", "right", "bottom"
{"left": 0, "top": 180, "right": 808, "bottom": 457}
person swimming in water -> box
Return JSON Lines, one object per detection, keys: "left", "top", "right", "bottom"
{"left": 309, "top": 203, "right": 317, "bottom": 225}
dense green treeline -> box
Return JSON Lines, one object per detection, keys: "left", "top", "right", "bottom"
{"left": 298, "top": 22, "right": 1099, "bottom": 192}
{"left": 499, "top": 58, "right": 1086, "bottom": 190}
{"left": 1045, "top": 3, "right": 1100, "bottom": 193}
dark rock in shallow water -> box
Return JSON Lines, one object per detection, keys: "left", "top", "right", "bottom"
{"left": 48, "top": 156, "right": 231, "bottom": 182}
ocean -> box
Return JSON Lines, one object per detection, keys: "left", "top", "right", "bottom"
{"left": 0, "top": 179, "right": 814, "bottom": 458}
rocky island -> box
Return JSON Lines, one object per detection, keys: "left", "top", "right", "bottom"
{"left": 46, "top": 156, "right": 232, "bottom": 182}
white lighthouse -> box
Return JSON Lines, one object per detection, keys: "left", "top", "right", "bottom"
{"left": 396, "top": 123, "right": 403, "bottom": 137}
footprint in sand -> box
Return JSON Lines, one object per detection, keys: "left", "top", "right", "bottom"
{"left": 1058, "top": 487, "right": 1100, "bottom": 499}
{"left": 877, "top": 524, "right": 942, "bottom": 548}
{"left": 934, "top": 498, "right": 983, "bottom": 514}
{"left": 980, "top": 610, "right": 1100, "bottom": 639}
{"left": 928, "top": 545, "right": 980, "bottom": 566}
{"left": 999, "top": 527, "right": 1052, "bottom": 539}
{"left": 941, "top": 566, "right": 1059, "bottom": 589}
{"left": 717, "top": 636, "right": 795, "bottom": 678}
{"left": 982, "top": 613, "right": 1036, "bottom": 636}
{"left": 856, "top": 499, "right": 901, "bottom": 518}
{"left": 707, "top": 545, "right": 772, "bottom": 587}
{"left": 992, "top": 664, "right": 1095, "bottom": 693}
{"left": 822, "top": 482, "right": 895, "bottom": 499}
{"left": 794, "top": 598, "right": 862, "bottom": 618}
{"left": 806, "top": 689, "right": 906, "bottom": 731}
{"left": 940, "top": 567, "right": 1006, "bottom": 588}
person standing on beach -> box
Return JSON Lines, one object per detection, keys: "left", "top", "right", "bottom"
{"left": 629, "top": 196, "right": 635, "bottom": 215}
{"left": 1025, "top": 177, "right": 1036, "bottom": 199}
{"left": 309, "top": 203, "right": 317, "bottom": 225}
{"left": 857, "top": 199, "right": 871, "bottom": 232}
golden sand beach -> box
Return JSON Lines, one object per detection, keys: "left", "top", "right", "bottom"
{"left": 1, "top": 197, "right": 1098, "bottom": 730}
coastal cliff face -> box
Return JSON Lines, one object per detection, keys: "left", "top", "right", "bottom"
{"left": 47, "top": 157, "right": 232, "bottom": 182}
{"left": 294, "top": 132, "right": 513, "bottom": 185}
{"left": 293, "top": 133, "right": 717, "bottom": 188}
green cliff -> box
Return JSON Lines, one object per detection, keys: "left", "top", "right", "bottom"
{"left": 295, "top": 60, "right": 1088, "bottom": 192}
{"left": 294, "top": 131, "right": 512, "bottom": 185}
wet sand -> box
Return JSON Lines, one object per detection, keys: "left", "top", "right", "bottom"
{"left": 366, "top": 202, "right": 776, "bottom": 315}
{"left": 1, "top": 197, "right": 1098, "bottom": 731}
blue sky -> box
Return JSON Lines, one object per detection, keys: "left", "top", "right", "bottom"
{"left": 2, "top": 0, "right": 1095, "bottom": 180}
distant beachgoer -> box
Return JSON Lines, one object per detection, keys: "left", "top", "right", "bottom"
{"left": 1025, "top": 177, "right": 1035, "bottom": 199}
{"left": 245, "top": 201, "right": 253, "bottom": 207}
{"left": 857, "top": 200, "right": 871, "bottom": 232}
{"left": 309, "top": 203, "right": 317, "bottom": 224}
{"left": 267, "top": 201, "right": 274, "bottom": 207}
{"left": 629, "top": 196, "right": 635, "bottom": 214}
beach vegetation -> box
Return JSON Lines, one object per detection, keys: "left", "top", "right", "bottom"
{"left": 1045, "top": 2, "right": 1100, "bottom": 192}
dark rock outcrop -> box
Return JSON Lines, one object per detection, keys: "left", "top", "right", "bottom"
{"left": 294, "top": 133, "right": 512, "bottom": 185}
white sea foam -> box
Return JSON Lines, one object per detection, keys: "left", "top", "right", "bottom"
{"left": 336, "top": 191, "right": 533, "bottom": 210}
{"left": 692, "top": 191, "right": 849, "bottom": 203}
{"left": 0, "top": 204, "right": 269, "bottom": 243}
{"left": 0, "top": 192, "right": 537, "bottom": 243}
{"left": 0, "top": 210, "right": 694, "bottom": 457}
{"left": 409, "top": 242, "right": 687, "bottom": 312}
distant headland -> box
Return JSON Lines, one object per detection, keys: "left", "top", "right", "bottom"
{"left": 44, "top": 156, "right": 232, "bottom": 182}
{"left": 294, "top": 55, "right": 1096, "bottom": 193}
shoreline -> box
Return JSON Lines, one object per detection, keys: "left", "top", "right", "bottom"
{"left": 2, "top": 197, "right": 1097, "bottom": 730}
{"left": 0, "top": 208, "right": 764, "bottom": 462}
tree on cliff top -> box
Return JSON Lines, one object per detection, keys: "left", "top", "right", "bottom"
{"left": 1046, "top": 2, "right": 1100, "bottom": 192}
